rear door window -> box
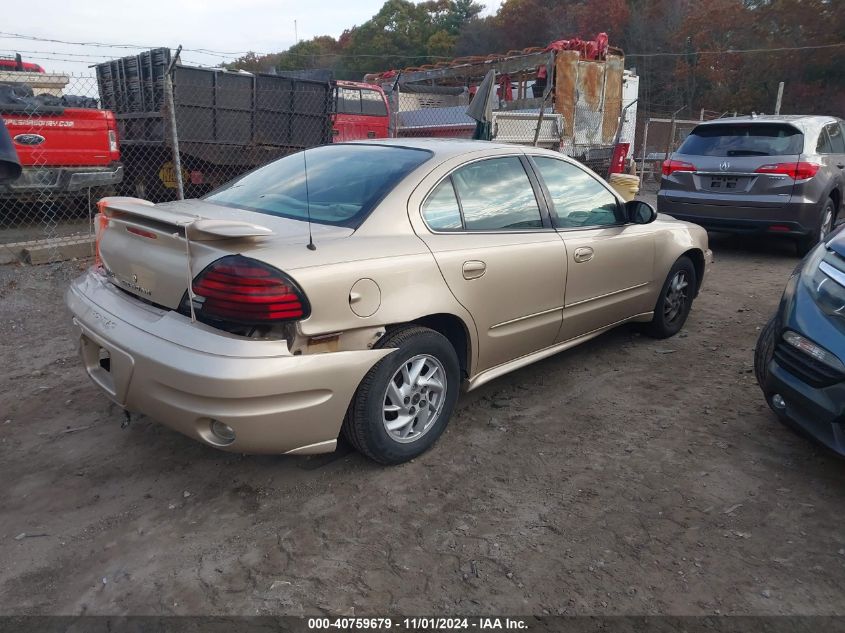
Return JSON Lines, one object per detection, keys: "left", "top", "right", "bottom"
{"left": 678, "top": 124, "right": 803, "bottom": 157}
{"left": 361, "top": 89, "right": 388, "bottom": 116}
{"left": 337, "top": 88, "right": 362, "bottom": 114}
{"left": 817, "top": 128, "right": 834, "bottom": 153}
{"left": 826, "top": 123, "right": 845, "bottom": 153}
{"left": 422, "top": 178, "right": 463, "bottom": 230}
{"left": 450, "top": 157, "right": 543, "bottom": 230}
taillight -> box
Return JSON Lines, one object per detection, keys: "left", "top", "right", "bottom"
{"left": 755, "top": 162, "right": 820, "bottom": 180}
{"left": 105, "top": 112, "right": 120, "bottom": 159}
{"left": 608, "top": 142, "right": 630, "bottom": 175}
{"left": 94, "top": 203, "right": 109, "bottom": 268}
{"left": 662, "top": 159, "right": 696, "bottom": 177}
{"left": 189, "top": 255, "right": 309, "bottom": 325}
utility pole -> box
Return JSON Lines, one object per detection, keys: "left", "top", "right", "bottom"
{"left": 774, "top": 81, "right": 784, "bottom": 115}
{"left": 665, "top": 105, "right": 685, "bottom": 162}
{"left": 294, "top": 20, "right": 299, "bottom": 45}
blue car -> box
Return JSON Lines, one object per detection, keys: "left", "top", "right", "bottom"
{"left": 756, "top": 228, "right": 845, "bottom": 455}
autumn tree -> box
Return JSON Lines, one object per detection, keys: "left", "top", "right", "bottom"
{"left": 226, "top": 0, "right": 844, "bottom": 117}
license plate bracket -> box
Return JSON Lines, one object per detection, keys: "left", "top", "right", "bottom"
{"left": 77, "top": 328, "right": 135, "bottom": 405}
{"left": 710, "top": 175, "right": 741, "bottom": 189}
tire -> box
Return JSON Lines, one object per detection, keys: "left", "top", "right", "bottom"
{"left": 343, "top": 325, "right": 460, "bottom": 465}
{"left": 754, "top": 316, "right": 779, "bottom": 390}
{"left": 644, "top": 256, "right": 697, "bottom": 339}
{"left": 796, "top": 198, "right": 836, "bottom": 256}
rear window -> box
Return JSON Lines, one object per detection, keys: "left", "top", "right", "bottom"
{"left": 336, "top": 87, "right": 388, "bottom": 117}
{"left": 677, "top": 123, "right": 803, "bottom": 157}
{"left": 205, "top": 144, "right": 431, "bottom": 228}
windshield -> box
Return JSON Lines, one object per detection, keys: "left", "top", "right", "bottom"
{"left": 678, "top": 123, "right": 803, "bottom": 157}
{"left": 206, "top": 144, "right": 432, "bottom": 227}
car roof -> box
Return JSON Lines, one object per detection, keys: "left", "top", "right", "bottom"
{"left": 348, "top": 138, "right": 528, "bottom": 160}
{"left": 694, "top": 114, "right": 842, "bottom": 128}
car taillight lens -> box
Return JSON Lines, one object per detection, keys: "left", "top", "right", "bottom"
{"left": 608, "top": 142, "right": 630, "bottom": 175}
{"left": 662, "top": 159, "right": 696, "bottom": 177}
{"left": 755, "top": 162, "right": 820, "bottom": 180}
{"left": 108, "top": 129, "right": 118, "bottom": 154}
{"left": 94, "top": 205, "right": 109, "bottom": 268}
{"left": 189, "top": 255, "right": 309, "bottom": 325}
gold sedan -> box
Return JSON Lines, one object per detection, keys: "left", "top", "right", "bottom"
{"left": 67, "top": 139, "right": 711, "bottom": 464}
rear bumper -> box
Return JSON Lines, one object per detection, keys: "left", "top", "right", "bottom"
{"left": 657, "top": 191, "right": 819, "bottom": 236}
{"left": 65, "top": 269, "right": 392, "bottom": 455}
{"left": 0, "top": 164, "right": 123, "bottom": 196}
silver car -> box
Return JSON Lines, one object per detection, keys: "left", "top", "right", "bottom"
{"left": 657, "top": 115, "right": 845, "bottom": 255}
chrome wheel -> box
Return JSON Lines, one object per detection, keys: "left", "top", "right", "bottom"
{"left": 821, "top": 207, "right": 834, "bottom": 241}
{"left": 663, "top": 270, "right": 689, "bottom": 324}
{"left": 382, "top": 354, "right": 447, "bottom": 443}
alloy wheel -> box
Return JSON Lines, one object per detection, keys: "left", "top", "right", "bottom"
{"left": 664, "top": 270, "right": 689, "bottom": 324}
{"left": 382, "top": 354, "right": 447, "bottom": 443}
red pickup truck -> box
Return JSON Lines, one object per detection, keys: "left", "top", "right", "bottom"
{"left": 0, "top": 60, "right": 122, "bottom": 200}
{"left": 332, "top": 80, "right": 390, "bottom": 141}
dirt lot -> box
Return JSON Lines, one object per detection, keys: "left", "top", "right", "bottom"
{"left": 1, "top": 230, "right": 844, "bottom": 617}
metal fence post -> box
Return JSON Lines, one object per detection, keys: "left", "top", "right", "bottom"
{"left": 164, "top": 46, "right": 185, "bottom": 201}
{"left": 665, "top": 115, "right": 675, "bottom": 164}
{"left": 639, "top": 117, "right": 650, "bottom": 184}
{"left": 775, "top": 82, "right": 784, "bottom": 115}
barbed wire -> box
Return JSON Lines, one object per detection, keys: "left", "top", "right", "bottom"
{"left": 0, "top": 52, "right": 207, "bottom": 67}
{"left": 626, "top": 42, "right": 845, "bottom": 58}
{"left": 2, "top": 30, "right": 844, "bottom": 67}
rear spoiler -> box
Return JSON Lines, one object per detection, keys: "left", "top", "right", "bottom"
{"left": 98, "top": 196, "right": 275, "bottom": 323}
{"left": 98, "top": 196, "right": 274, "bottom": 241}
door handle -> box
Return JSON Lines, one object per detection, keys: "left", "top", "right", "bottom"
{"left": 573, "top": 247, "right": 594, "bottom": 263}
{"left": 462, "top": 260, "right": 486, "bottom": 279}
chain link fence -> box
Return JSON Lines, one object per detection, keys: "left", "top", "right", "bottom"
{"left": 387, "top": 83, "right": 627, "bottom": 175}
{"left": 635, "top": 113, "right": 736, "bottom": 192}
{"left": 0, "top": 72, "right": 102, "bottom": 265}
{"left": 2, "top": 48, "right": 636, "bottom": 268}
{"left": 1, "top": 52, "right": 333, "bottom": 266}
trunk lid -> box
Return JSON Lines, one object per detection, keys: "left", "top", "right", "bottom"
{"left": 97, "top": 197, "right": 352, "bottom": 309}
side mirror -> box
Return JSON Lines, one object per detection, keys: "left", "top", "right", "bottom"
{"left": 625, "top": 200, "right": 657, "bottom": 224}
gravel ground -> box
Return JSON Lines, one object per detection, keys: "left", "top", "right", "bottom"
{"left": 1, "top": 231, "right": 844, "bottom": 617}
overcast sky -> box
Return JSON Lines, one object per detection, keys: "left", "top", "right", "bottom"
{"left": 2, "top": 0, "right": 500, "bottom": 80}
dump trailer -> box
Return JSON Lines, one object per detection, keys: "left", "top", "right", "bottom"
{"left": 366, "top": 34, "right": 638, "bottom": 175}
{"left": 96, "top": 49, "right": 333, "bottom": 200}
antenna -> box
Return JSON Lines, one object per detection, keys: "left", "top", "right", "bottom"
{"left": 303, "top": 148, "right": 316, "bottom": 251}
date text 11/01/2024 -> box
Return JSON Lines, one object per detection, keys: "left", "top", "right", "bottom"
{"left": 307, "top": 617, "right": 529, "bottom": 630}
